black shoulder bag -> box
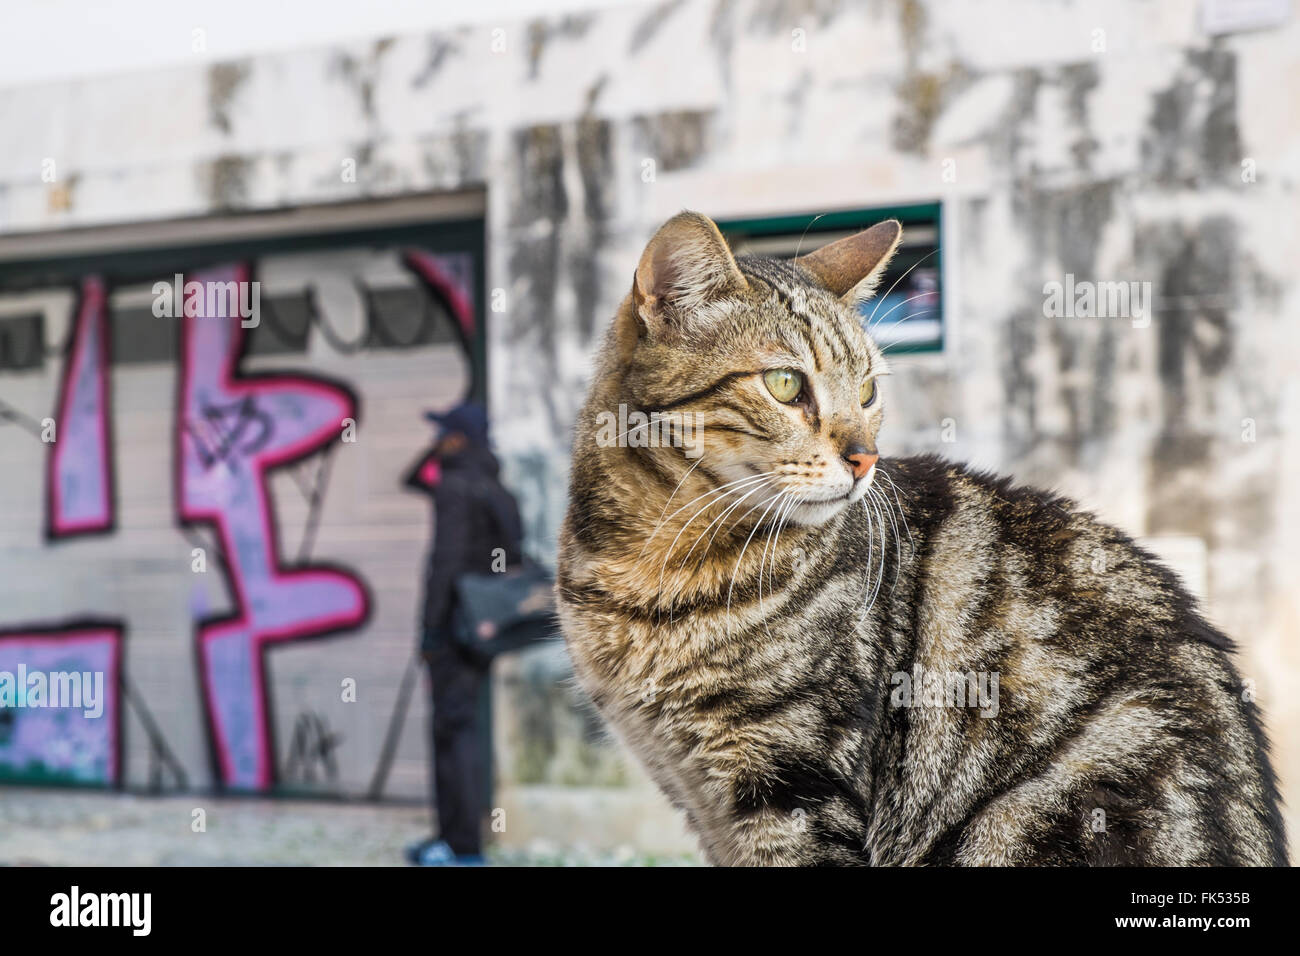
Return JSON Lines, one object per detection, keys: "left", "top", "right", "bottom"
{"left": 450, "top": 485, "right": 559, "bottom": 664}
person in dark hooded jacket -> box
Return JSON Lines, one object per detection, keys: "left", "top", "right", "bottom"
{"left": 403, "top": 401, "right": 522, "bottom": 866}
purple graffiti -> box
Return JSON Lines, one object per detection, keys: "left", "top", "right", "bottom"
{"left": 176, "top": 263, "right": 368, "bottom": 790}
{"left": 46, "top": 276, "right": 115, "bottom": 537}
{"left": 0, "top": 622, "right": 122, "bottom": 786}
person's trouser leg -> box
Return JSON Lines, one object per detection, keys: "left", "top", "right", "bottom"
{"left": 426, "top": 641, "right": 487, "bottom": 857}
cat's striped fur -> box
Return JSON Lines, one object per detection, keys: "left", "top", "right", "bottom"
{"left": 556, "top": 212, "right": 1287, "bottom": 865}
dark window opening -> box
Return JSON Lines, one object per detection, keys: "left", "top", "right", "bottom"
{"left": 363, "top": 284, "right": 457, "bottom": 349}
{"left": 111, "top": 305, "right": 177, "bottom": 365}
{"left": 248, "top": 293, "right": 312, "bottom": 355}
{"left": 0, "top": 313, "right": 44, "bottom": 371}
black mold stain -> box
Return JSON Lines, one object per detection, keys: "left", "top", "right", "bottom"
{"left": 746, "top": 0, "right": 844, "bottom": 32}
{"left": 203, "top": 155, "right": 252, "bottom": 210}
{"left": 1003, "top": 181, "right": 1119, "bottom": 462}
{"left": 506, "top": 124, "right": 567, "bottom": 438}
{"left": 982, "top": 59, "right": 1105, "bottom": 179}
{"left": 975, "top": 46, "right": 1254, "bottom": 533}
{"left": 1143, "top": 47, "right": 1241, "bottom": 187}
{"left": 630, "top": 110, "right": 712, "bottom": 173}
{"left": 510, "top": 124, "right": 568, "bottom": 229}
{"left": 784, "top": 69, "right": 814, "bottom": 140}
{"left": 1060, "top": 62, "right": 1100, "bottom": 172}
{"left": 961, "top": 196, "right": 988, "bottom": 248}
{"left": 207, "top": 62, "right": 251, "bottom": 135}
{"left": 629, "top": 0, "right": 688, "bottom": 54}
{"left": 505, "top": 116, "right": 615, "bottom": 394}
{"left": 892, "top": 69, "right": 963, "bottom": 154}
{"left": 330, "top": 39, "right": 394, "bottom": 123}
{"left": 1138, "top": 215, "right": 1265, "bottom": 541}
{"left": 1090, "top": 322, "right": 1117, "bottom": 443}
{"left": 1002, "top": 302, "right": 1040, "bottom": 459}
{"left": 327, "top": 138, "right": 400, "bottom": 194}
{"left": 506, "top": 236, "right": 564, "bottom": 438}
{"left": 572, "top": 116, "right": 614, "bottom": 341}
{"left": 412, "top": 34, "right": 461, "bottom": 89}
{"left": 709, "top": 0, "right": 739, "bottom": 91}
{"left": 422, "top": 117, "right": 489, "bottom": 186}
{"left": 1151, "top": 217, "right": 1236, "bottom": 441}
{"left": 1018, "top": 180, "right": 1116, "bottom": 278}
{"left": 988, "top": 68, "right": 1044, "bottom": 178}
{"left": 526, "top": 15, "right": 594, "bottom": 81}
{"left": 890, "top": 0, "right": 971, "bottom": 155}
{"left": 584, "top": 74, "right": 609, "bottom": 115}
{"left": 500, "top": 115, "right": 619, "bottom": 526}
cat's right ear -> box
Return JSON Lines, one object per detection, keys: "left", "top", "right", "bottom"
{"left": 631, "top": 211, "right": 748, "bottom": 337}
{"left": 795, "top": 219, "right": 903, "bottom": 308}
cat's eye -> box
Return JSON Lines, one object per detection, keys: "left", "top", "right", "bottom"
{"left": 763, "top": 368, "right": 803, "bottom": 404}
{"left": 860, "top": 378, "right": 878, "bottom": 407}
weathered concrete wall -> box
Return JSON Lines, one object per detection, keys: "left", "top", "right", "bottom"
{"left": 1, "top": 0, "right": 1296, "bottom": 856}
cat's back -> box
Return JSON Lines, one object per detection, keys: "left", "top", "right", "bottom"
{"left": 879, "top": 454, "right": 1287, "bottom": 865}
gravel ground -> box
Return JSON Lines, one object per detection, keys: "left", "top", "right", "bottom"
{"left": 0, "top": 788, "right": 429, "bottom": 866}
{"left": 0, "top": 788, "right": 698, "bottom": 866}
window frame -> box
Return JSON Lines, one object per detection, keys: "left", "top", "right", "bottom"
{"left": 0, "top": 191, "right": 489, "bottom": 399}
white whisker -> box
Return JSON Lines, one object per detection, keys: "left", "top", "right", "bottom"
{"left": 876, "top": 467, "right": 916, "bottom": 556}
{"left": 654, "top": 471, "right": 778, "bottom": 619}
{"left": 644, "top": 470, "right": 774, "bottom": 553}
{"left": 869, "top": 484, "right": 904, "bottom": 595}
{"left": 865, "top": 248, "right": 938, "bottom": 327}
{"left": 638, "top": 454, "right": 705, "bottom": 559}
{"left": 725, "top": 492, "right": 787, "bottom": 630}
{"left": 869, "top": 292, "right": 935, "bottom": 332}
{"left": 756, "top": 492, "right": 796, "bottom": 634}
{"left": 669, "top": 480, "right": 780, "bottom": 624}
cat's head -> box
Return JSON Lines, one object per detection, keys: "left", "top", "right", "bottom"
{"left": 609, "top": 210, "right": 901, "bottom": 527}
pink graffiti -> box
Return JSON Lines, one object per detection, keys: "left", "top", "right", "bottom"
{"left": 176, "top": 263, "right": 368, "bottom": 790}
{"left": 404, "top": 249, "right": 476, "bottom": 340}
{"left": 47, "top": 276, "right": 114, "bottom": 537}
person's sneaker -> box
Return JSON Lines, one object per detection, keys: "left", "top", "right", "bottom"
{"left": 413, "top": 839, "right": 486, "bottom": 867}
{"left": 403, "top": 836, "right": 439, "bottom": 865}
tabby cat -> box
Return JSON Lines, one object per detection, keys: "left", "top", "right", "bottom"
{"left": 556, "top": 211, "right": 1287, "bottom": 866}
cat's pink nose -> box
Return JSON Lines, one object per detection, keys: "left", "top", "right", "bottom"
{"left": 844, "top": 449, "right": 878, "bottom": 480}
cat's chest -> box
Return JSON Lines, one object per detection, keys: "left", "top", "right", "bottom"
{"left": 569, "top": 606, "right": 821, "bottom": 764}
{"left": 566, "top": 606, "right": 730, "bottom": 712}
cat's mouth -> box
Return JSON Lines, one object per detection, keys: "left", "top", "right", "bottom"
{"left": 785, "top": 497, "right": 849, "bottom": 526}
{"left": 784, "top": 476, "right": 873, "bottom": 526}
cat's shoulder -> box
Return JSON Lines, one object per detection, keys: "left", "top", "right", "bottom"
{"left": 884, "top": 454, "right": 1229, "bottom": 649}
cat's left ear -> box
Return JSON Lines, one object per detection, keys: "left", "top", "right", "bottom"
{"left": 631, "top": 211, "right": 748, "bottom": 337}
{"left": 795, "top": 220, "right": 903, "bottom": 308}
